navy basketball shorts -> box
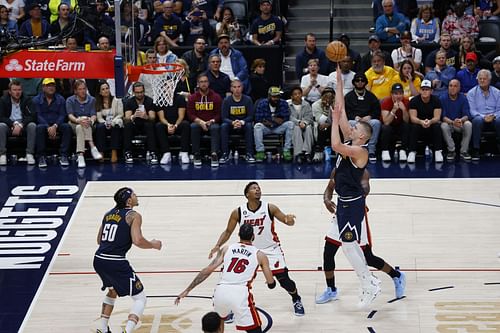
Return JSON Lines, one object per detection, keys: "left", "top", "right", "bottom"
{"left": 93, "top": 255, "right": 144, "bottom": 297}
{"left": 336, "top": 195, "right": 365, "bottom": 242}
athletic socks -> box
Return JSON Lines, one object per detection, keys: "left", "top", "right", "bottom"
{"left": 326, "top": 277, "right": 336, "bottom": 291}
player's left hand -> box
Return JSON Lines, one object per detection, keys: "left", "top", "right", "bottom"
{"left": 174, "top": 291, "right": 188, "bottom": 305}
{"left": 284, "top": 214, "right": 296, "bottom": 225}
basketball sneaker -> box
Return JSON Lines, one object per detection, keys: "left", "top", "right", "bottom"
{"left": 393, "top": 269, "right": 406, "bottom": 299}
{"left": 315, "top": 287, "right": 338, "bottom": 304}
{"left": 96, "top": 327, "right": 111, "bottom": 333}
{"left": 358, "top": 275, "right": 381, "bottom": 309}
{"left": 224, "top": 311, "right": 234, "bottom": 324}
{"left": 293, "top": 298, "right": 305, "bottom": 316}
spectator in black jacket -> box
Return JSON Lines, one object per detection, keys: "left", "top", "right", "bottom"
{"left": 181, "top": 37, "right": 209, "bottom": 91}
{"left": 295, "top": 33, "right": 329, "bottom": 80}
{"left": 0, "top": 80, "right": 37, "bottom": 166}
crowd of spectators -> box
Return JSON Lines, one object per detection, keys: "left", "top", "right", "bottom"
{"left": 0, "top": 0, "right": 499, "bottom": 168}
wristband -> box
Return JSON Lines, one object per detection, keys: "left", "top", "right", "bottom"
{"left": 267, "top": 280, "right": 276, "bottom": 289}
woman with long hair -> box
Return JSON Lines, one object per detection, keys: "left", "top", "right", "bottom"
{"left": 216, "top": 6, "right": 241, "bottom": 45}
{"left": 397, "top": 59, "right": 421, "bottom": 98}
{"left": 154, "top": 35, "right": 178, "bottom": 64}
{"left": 457, "top": 35, "right": 485, "bottom": 69}
{"left": 95, "top": 81, "right": 124, "bottom": 163}
{"left": 249, "top": 58, "right": 269, "bottom": 102}
{"left": 410, "top": 4, "right": 440, "bottom": 44}
{"left": 174, "top": 58, "right": 192, "bottom": 100}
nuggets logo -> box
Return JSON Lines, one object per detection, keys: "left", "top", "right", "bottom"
{"left": 344, "top": 231, "right": 353, "bottom": 241}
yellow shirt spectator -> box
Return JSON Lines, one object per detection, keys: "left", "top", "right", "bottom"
{"left": 365, "top": 65, "right": 399, "bottom": 100}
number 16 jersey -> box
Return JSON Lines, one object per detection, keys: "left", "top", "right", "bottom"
{"left": 219, "top": 243, "right": 260, "bottom": 286}
{"left": 238, "top": 201, "right": 280, "bottom": 250}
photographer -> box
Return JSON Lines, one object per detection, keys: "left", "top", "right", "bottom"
{"left": 181, "top": 6, "right": 212, "bottom": 46}
{"left": 215, "top": 6, "right": 241, "bottom": 45}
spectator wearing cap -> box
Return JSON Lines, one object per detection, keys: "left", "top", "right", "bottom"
{"left": 467, "top": 69, "right": 500, "bottom": 160}
{"left": 288, "top": 86, "right": 314, "bottom": 164}
{"left": 375, "top": 0, "right": 407, "bottom": 43}
{"left": 328, "top": 33, "right": 361, "bottom": 73}
{"left": 365, "top": 50, "right": 399, "bottom": 100}
{"left": 181, "top": 6, "right": 212, "bottom": 46}
{"left": 250, "top": 0, "right": 283, "bottom": 46}
{"left": 424, "top": 50, "right": 457, "bottom": 97}
{"left": 205, "top": 54, "right": 231, "bottom": 99}
{"left": 359, "top": 34, "right": 393, "bottom": 73}
{"left": 253, "top": 86, "right": 293, "bottom": 162}
{"left": 344, "top": 72, "right": 381, "bottom": 161}
{"left": 19, "top": 3, "right": 49, "bottom": 39}
{"left": 442, "top": 1, "right": 479, "bottom": 43}
{"left": 300, "top": 59, "right": 329, "bottom": 104}
{"left": 491, "top": 56, "right": 500, "bottom": 90}
{"left": 408, "top": 79, "right": 444, "bottom": 163}
{"left": 391, "top": 31, "right": 422, "bottom": 71}
{"left": 456, "top": 52, "right": 479, "bottom": 94}
{"left": 327, "top": 55, "right": 355, "bottom": 96}
{"left": 380, "top": 82, "right": 411, "bottom": 162}
{"left": 424, "top": 32, "right": 458, "bottom": 73}
{"left": 33, "top": 78, "right": 72, "bottom": 168}
{"left": 210, "top": 34, "right": 251, "bottom": 95}
{"left": 439, "top": 79, "right": 472, "bottom": 161}
{"left": 0, "top": 79, "right": 37, "bottom": 166}
{"left": 410, "top": 4, "right": 440, "bottom": 44}
{"left": 311, "top": 87, "right": 334, "bottom": 162}
{"left": 295, "top": 33, "right": 329, "bottom": 80}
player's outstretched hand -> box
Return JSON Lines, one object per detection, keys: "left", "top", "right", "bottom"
{"left": 285, "top": 214, "right": 296, "bottom": 226}
{"left": 174, "top": 292, "right": 185, "bottom": 305}
{"left": 151, "top": 239, "right": 162, "bottom": 250}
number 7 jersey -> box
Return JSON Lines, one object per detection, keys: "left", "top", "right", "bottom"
{"left": 219, "top": 242, "right": 260, "bottom": 286}
{"left": 238, "top": 201, "right": 280, "bottom": 250}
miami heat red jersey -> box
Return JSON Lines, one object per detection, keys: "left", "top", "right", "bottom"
{"left": 239, "top": 201, "right": 280, "bottom": 250}
{"left": 219, "top": 243, "right": 260, "bottom": 285}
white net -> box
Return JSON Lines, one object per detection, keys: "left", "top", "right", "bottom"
{"left": 149, "top": 66, "right": 185, "bottom": 107}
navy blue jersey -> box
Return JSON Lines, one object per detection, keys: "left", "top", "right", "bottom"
{"left": 95, "top": 208, "right": 134, "bottom": 257}
{"left": 334, "top": 143, "right": 368, "bottom": 198}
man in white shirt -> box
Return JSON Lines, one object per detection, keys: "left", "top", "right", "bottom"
{"left": 327, "top": 56, "right": 355, "bottom": 96}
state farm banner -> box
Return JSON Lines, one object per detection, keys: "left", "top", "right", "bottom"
{"left": 0, "top": 49, "right": 116, "bottom": 79}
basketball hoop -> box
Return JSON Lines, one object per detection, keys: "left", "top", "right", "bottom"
{"left": 127, "top": 63, "right": 185, "bottom": 107}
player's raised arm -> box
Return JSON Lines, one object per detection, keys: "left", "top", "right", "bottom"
{"left": 175, "top": 246, "right": 227, "bottom": 305}
{"left": 334, "top": 63, "right": 352, "bottom": 139}
{"left": 269, "top": 203, "right": 296, "bottom": 226}
{"left": 209, "top": 208, "right": 239, "bottom": 258}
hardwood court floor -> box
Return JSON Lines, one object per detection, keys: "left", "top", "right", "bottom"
{"left": 23, "top": 179, "right": 500, "bottom": 333}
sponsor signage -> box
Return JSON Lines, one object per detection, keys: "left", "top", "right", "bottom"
{"left": 0, "top": 50, "right": 115, "bottom": 79}
{"left": 0, "top": 185, "right": 81, "bottom": 332}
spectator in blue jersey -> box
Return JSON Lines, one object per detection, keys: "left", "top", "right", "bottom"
{"left": 210, "top": 34, "right": 251, "bottom": 95}
{"left": 253, "top": 86, "right": 293, "bottom": 162}
{"left": 375, "top": 0, "right": 406, "bottom": 43}
{"left": 19, "top": 3, "right": 49, "bottom": 39}
{"left": 424, "top": 50, "right": 457, "bottom": 97}
{"left": 34, "top": 78, "right": 72, "bottom": 168}
{"left": 220, "top": 79, "right": 255, "bottom": 164}
{"left": 295, "top": 33, "right": 329, "bottom": 80}
{"left": 456, "top": 52, "right": 479, "bottom": 94}
{"left": 410, "top": 4, "right": 440, "bottom": 44}
{"left": 467, "top": 69, "right": 500, "bottom": 160}
{"left": 440, "top": 79, "right": 472, "bottom": 161}
{"left": 250, "top": 0, "right": 283, "bottom": 46}
{"left": 152, "top": 0, "right": 183, "bottom": 47}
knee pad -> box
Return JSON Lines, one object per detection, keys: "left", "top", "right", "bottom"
{"left": 130, "top": 291, "right": 147, "bottom": 317}
{"left": 363, "top": 246, "right": 385, "bottom": 270}
{"left": 323, "top": 241, "right": 339, "bottom": 271}
{"left": 103, "top": 296, "right": 116, "bottom": 306}
{"left": 275, "top": 270, "right": 297, "bottom": 293}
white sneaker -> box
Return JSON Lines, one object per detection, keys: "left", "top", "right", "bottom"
{"left": 435, "top": 150, "right": 444, "bottom": 163}
{"left": 180, "top": 152, "right": 190, "bottom": 164}
{"left": 26, "top": 153, "right": 35, "bottom": 165}
{"left": 160, "top": 152, "right": 171, "bottom": 164}
{"left": 358, "top": 275, "right": 381, "bottom": 309}
{"left": 77, "top": 155, "right": 86, "bottom": 168}
{"left": 0, "top": 154, "right": 6, "bottom": 165}
{"left": 381, "top": 150, "right": 391, "bottom": 162}
{"left": 90, "top": 146, "right": 103, "bottom": 160}
{"left": 407, "top": 151, "right": 416, "bottom": 163}
{"left": 399, "top": 150, "right": 407, "bottom": 162}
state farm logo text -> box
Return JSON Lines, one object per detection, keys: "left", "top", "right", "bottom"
{"left": 4, "top": 59, "right": 86, "bottom": 72}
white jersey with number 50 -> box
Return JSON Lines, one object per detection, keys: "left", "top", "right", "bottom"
{"left": 219, "top": 242, "right": 260, "bottom": 285}
{"left": 238, "top": 201, "right": 280, "bottom": 250}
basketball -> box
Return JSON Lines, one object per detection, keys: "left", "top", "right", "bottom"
{"left": 325, "top": 41, "right": 347, "bottom": 62}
